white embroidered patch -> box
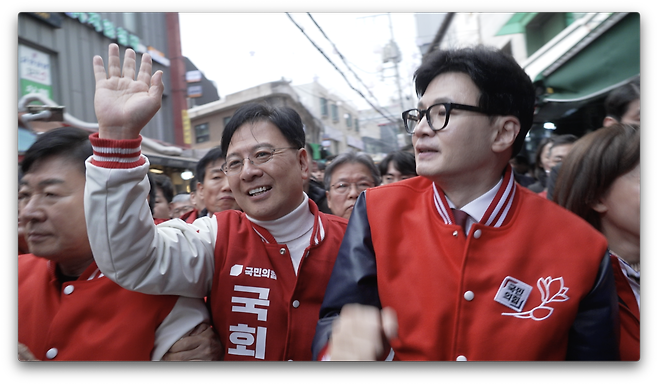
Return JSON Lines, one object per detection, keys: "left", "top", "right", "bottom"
{"left": 494, "top": 276, "right": 533, "bottom": 312}
{"left": 501, "top": 276, "right": 570, "bottom": 321}
{"left": 230, "top": 264, "right": 244, "bottom": 276}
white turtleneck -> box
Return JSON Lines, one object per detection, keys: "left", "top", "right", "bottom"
{"left": 246, "top": 193, "right": 315, "bottom": 275}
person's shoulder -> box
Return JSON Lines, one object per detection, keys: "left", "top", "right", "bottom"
{"left": 370, "top": 176, "right": 431, "bottom": 195}
{"left": 517, "top": 187, "right": 605, "bottom": 238}
{"left": 319, "top": 211, "right": 349, "bottom": 228}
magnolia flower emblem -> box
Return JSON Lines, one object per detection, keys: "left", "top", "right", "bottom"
{"left": 502, "top": 276, "right": 570, "bottom": 321}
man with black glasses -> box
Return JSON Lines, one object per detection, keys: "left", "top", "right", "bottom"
{"left": 84, "top": 44, "right": 348, "bottom": 361}
{"left": 312, "top": 46, "right": 620, "bottom": 361}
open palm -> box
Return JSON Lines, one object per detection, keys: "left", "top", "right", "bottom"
{"left": 93, "top": 44, "right": 164, "bottom": 139}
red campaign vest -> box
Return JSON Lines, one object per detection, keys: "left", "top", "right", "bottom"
{"left": 365, "top": 175, "right": 608, "bottom": 361}
{"left": 209, "top": 200, "right": 347, "bottom": 361}
{"left": 610, "top": 255, "right": 640, "bottom": 360}
{"left": 18, "top": 254, "right": 178, "bottom": 361}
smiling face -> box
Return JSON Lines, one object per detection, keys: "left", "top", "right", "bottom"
{"left": 225, "top": 120, "right": 308, "bottom": 221}
{"left": 412, "top": 72, "right": 500, "bottom": 184}
{"left": 18, "top": 155, "right": 93, "bottom": 275}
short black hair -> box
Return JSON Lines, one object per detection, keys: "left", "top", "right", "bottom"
{"left": 414, "top": 45, "right": 535, "bottom": 158}
{"left": 196, "top": 147, "right": 226, "bottom": 184}
{"left": 378, "top": 151, "right": 417, "bottom": 177}
{"left": 151, "top": 173, "right": 174, "bottom": 203}
{"left": 221, "top": 103, "right": 305, "bottom": 155}
{"left": 21, "top": 127, "right": 92, "bottom": 175}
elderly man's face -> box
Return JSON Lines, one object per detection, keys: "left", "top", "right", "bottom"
{"left": 18, "top": 156, "right": 93, "bottom": 275}
{"left": 326, "top": 162, "right": 375, "bottom": 220}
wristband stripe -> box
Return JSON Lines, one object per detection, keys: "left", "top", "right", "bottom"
{"left": 89, "top": 133, "right": 146, "bottom": 169}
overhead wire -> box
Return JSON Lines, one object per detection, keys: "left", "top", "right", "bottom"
{"left": 306, "top": 13, "right": 384, "bottom": 107}
{"left": 285, "top": 13, "right": 398, "bottom": 124}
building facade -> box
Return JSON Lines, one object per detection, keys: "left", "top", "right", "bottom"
{"left": 18, "top": 12, "right": 207, "bottom": 194}
{"left": 187, "top": 79, "right": 323, "bottom": 156}
{"left": 294, "top": 81, "right": 362, "bottom": 157}
{"left": 416, "top": 12, "right": 640, "bottom": 160}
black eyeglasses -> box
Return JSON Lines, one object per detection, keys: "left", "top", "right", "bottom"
{"left": 401, "top": 103, "right": 489, "bottom": 134}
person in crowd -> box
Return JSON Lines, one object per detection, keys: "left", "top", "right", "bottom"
{"left": 378, "top": 150, "right": 417, "bottom": 185}
{"left": 18, "top": 127, "right": 220, "bottom": 361}
{"left": 312, "top": 45, "right": 619, "bottom": 361}
{"left": 527, "top": 137, "right": 554, "bottom": 193}
{"left": 602, "top": 79, "right": 640, "bottom": 128}
{"left": 188, "top": 176, "right": 206, "bottom": 213}
{"left": 542, "top": 134, "right": 578, "bottom": 199}
{"left": 509, "top": 153, "right": 536, "bottom": 188}
{"left": 179, "top": 147, "right": 241, "bottom": 223}
{"left": 151, "top": 173, "right": 174, "bottom": 221}
{"left": 170, "top": 193, "right": 194, "bottom": 219}
{"left": 304, "top": 143, "right": 331, "bottom": 214}
{"left": 324, "top": 152, "right": 380, "bottom": 220}
{"left": 312, "top": 159, "right": 326, "bottom": 183}
{"left": 84, "top": 44, "right": 348, "bottom": 361}
{"left": 553, "top": 123, "right": 639, "bottom": 360}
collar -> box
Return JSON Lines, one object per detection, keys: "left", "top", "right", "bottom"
{"left": 433, "top": 165, "right": 517, "bottom": 227}
{"left": 248, "top": 193, "right": 323, "bottom": 245}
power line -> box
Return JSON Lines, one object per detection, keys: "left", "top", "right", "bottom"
{"left": 306, "top": 13, "right": 384, "bottom": 107}
{"left": 285, "top": 13, "right": 398, "bottom": 124}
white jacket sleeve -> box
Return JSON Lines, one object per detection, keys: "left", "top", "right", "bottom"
{"left": 84, "top": 149, "right": 217, "bottom": 298}
{"left": 151, "top": 296, "right": 210, "bottom": 361}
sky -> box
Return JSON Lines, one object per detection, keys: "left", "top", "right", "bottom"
{"left": 179, "top": 13, "right": 426, "bottom": 111}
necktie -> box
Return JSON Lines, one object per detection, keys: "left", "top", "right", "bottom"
{"left": 452, "top": 209, "right": 469, "bottom": 234}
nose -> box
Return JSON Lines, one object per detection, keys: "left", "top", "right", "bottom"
{"left": 239, "top": 158, "right": 263, "bottom": 181}
{"left": 346, "top": 183, "right": 361, "bottom": 198}
{"left": 413, "top": 115, "right": 434, "bottom": 138}
{"left": 20, "top": 196, "right": 46, "bottom": 224}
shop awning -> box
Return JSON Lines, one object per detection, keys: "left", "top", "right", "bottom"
{"left": 496, "top": 13, "right": 538, "bottom": 36}
{"left": 536, "top": 12, "right": 639, "bottom": 103}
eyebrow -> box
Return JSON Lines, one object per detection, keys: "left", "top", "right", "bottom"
{"left": 226, "top": 143, "right": 275, "bottom": 158}
{"left": 19, "top": 178, "right": 66, "bottom": 188}
{"left": 418, "top": 97, "right": 451, "bottom": 109}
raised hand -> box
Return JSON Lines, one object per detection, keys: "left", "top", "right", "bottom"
{"left": 93, "top": 43, "right": 164, "bottom": 140}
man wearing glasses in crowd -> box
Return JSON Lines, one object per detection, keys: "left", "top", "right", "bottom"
{"left": 323, "top": 152, "right": 381, "bottom": 220}
{"left": 312, "top": 45, "right": 620, "bottom": 361}
{"left": 84, "top": 44, "right": 348, "bottom": 361}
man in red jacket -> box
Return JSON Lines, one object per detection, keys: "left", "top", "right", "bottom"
{"left": 84, "top": 44, "right": 347, "bottom": 360}
{"left": 312, "top": 46, "right": 620, "bottom": 361}
{"left": 18, "top": 127, "right": 219, "bottom": 361}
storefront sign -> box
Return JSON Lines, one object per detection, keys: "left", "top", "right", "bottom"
{"left": 181, "top": 110, "right": 193, "bottom": 145}
{"left": 65, "top": 12, "right": 145, "bottom": 53}
{"left": 19, "top": 45, "right": 53, "bottom": 100}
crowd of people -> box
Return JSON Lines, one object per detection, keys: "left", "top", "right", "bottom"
{"left": 17, "top": 42, "right": 639, "bottom": 361}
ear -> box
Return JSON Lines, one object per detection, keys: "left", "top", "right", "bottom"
{"left": 491, "top": 116, "right": 520, "bottom": 154}
{"left": 602, "top": 116, "right": 618, "bottom": 127}
{"left": 196, "top": 181, "right": 204, "bottom": 196}
{"left": 325, "top": 190, "right": 334, "bottom": 211}
{"left": 298, "top": 147, "right": 310, "bottom": 179}
{"left": 591, "top": 199, "right": 608, "bottom": 214}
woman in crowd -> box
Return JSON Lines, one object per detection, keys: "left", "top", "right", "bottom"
{"left": 552, "top": 123, "right": 640, "bottom": 360}
{"left": 378, "top": 150, "right": 417, "bottom": 185}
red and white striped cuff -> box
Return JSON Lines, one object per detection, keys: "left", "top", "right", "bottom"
{"left": 89, "top": 133, "right": 146, "bottom": 169}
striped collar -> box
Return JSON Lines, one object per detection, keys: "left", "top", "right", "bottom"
{"left": 433, "top": 165, "right": 517, "bottom": 228}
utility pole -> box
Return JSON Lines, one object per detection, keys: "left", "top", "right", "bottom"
{"left": 359, "top": 13, "right": 409, "bottom": 148}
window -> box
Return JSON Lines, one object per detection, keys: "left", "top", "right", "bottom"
{"left": 223, "top": 116, "right": 232, "bottom": 127}
{"left": 331, "top": 104, "right": 339, "bottom": 123}
{"left": 346, "top": 113, "right": 353, "bottom": 128}
{"left": 355, "top": 119, "right": 360, "bottom": 133}
{"left": 195, "top": 123, "right": 210, "bottom": 143}
{"left": 320, "top": 98, "right": 328, "bottom": 117}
